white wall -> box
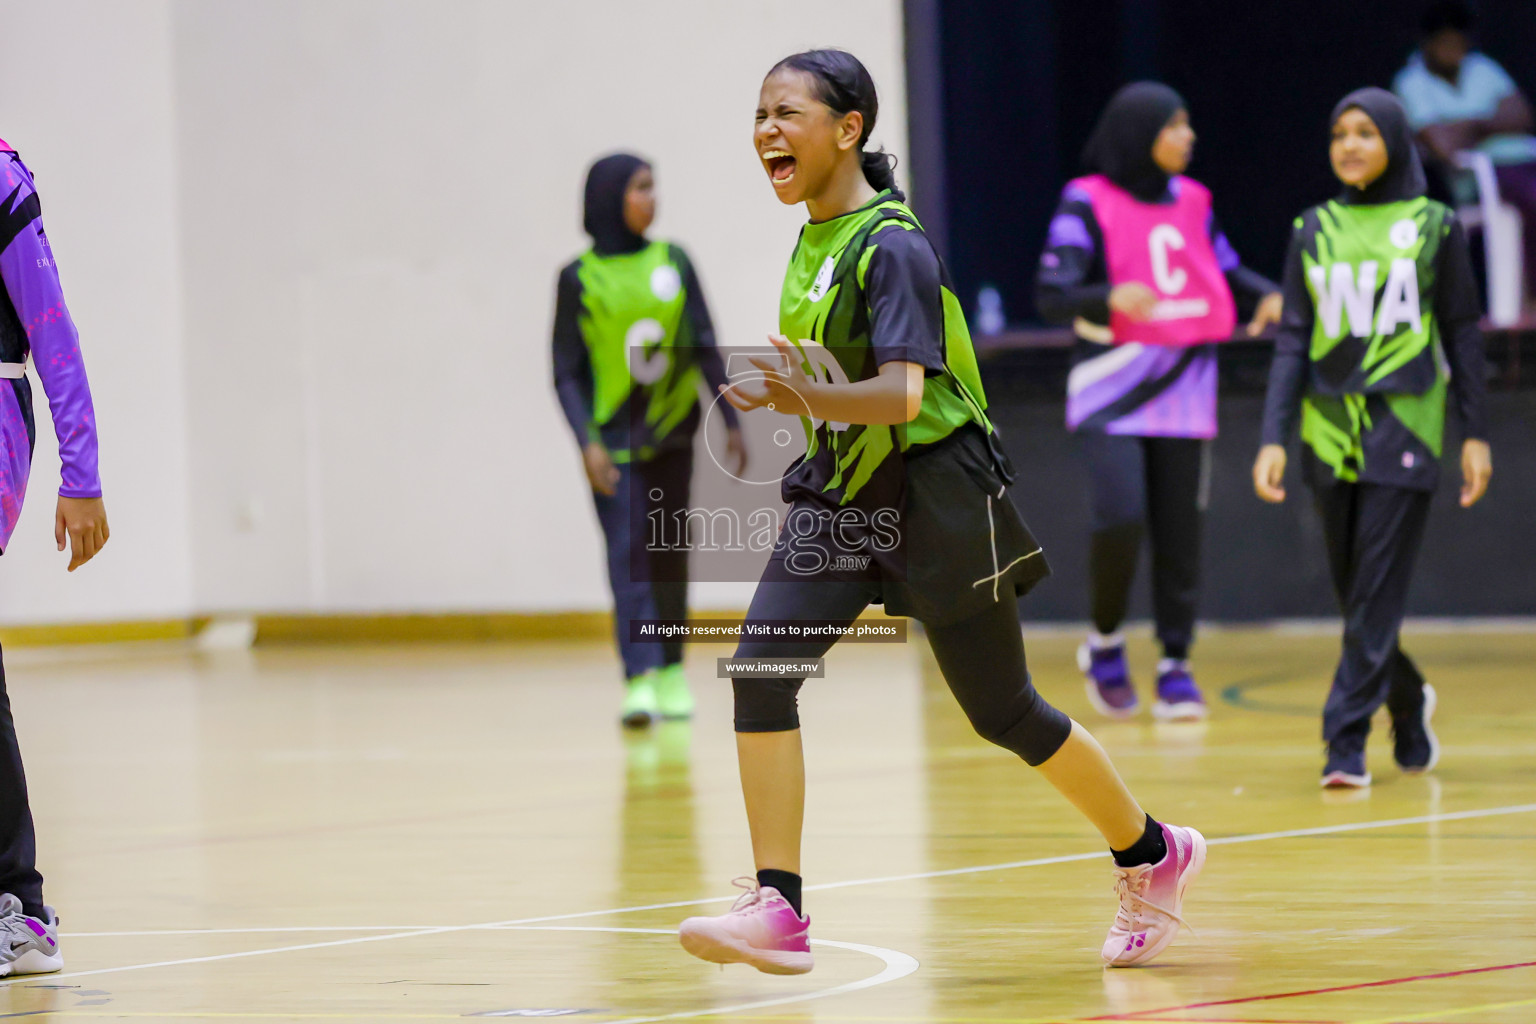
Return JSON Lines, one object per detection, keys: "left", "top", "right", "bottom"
{"left": 0, "top": 0, "right": 194, "bottom": 624}
{"left": 174, "top": 0, "right": 907, "bottom": 614}
{"left": 0, "top": 0, "right": 906, "bottom": 624}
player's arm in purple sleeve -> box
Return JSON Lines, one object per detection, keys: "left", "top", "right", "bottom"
{"left": 1208, "top": 211, "right": 1280, "bottom": 318}
{"left": 1034, "top": 191, "right": 1113, "bottom": 326}
{"left": 674, "top": 246, "right": 738, "bottom": 430}
{"left": 0, "top": 172, "right": 101, "bottom": 498}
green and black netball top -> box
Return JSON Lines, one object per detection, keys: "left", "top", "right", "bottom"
{"left": 551, "top": 154, "right": 735, "bottom": 462}
{"left": 776, "top": 191, "right": 993, "bottom": 509}
{"left": 1261, "top": 89, "right": 1488, "bottom": 491}
{"left": 766, "top": 190, "right": 1047, "bottom": 623}
{"left": 551, "top": 241, "right": 736, "bottom": 461}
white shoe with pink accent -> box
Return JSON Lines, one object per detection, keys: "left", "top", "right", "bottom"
{"left": 679, "top": 877, "right": 812, "bottom": 975}
{"left": 1102, "top": 823, "right": 1205, "bottom": 967}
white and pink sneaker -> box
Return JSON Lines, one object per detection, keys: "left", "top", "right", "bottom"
{"left": 1102, "top": 823, "right": 1205, "bottom": 967}
{"left": 679, "top": 877, "right": 813, "bottom": 975}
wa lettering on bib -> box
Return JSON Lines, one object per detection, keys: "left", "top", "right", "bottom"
{"left": 1298, "top": 198, "right": 1449, "bottom": 397}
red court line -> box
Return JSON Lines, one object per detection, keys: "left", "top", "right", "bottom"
{"left": 1094, "top": 1019, "right": 1481, "bottom": 1024}
{"left": 1095, "top": 1021, "right": 1484, "bottom": 1024}
{"left": 1086, "top": 958, "right": 1536, "bottom": 1018}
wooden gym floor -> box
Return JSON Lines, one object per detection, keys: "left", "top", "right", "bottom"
{"left": 0, "top": 624, "right": 1532, "bottom": 1022}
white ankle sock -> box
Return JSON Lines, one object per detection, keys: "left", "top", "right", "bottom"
{"left": 1089, "top": 630, "right": 1125, "bottom": 651}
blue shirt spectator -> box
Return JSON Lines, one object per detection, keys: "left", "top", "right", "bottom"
{"left": 1395, "top": 0, "right": 1536, "bottom": 308}
{"left": 1395, "top": 51, "right": 1536, "bottom": 165}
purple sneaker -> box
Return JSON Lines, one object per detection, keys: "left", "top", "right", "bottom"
{"left": 679, "top": 878, "right": 812, "bottom": 975}
{"left": 1153, "top": 660, "right": 1208, "bottom": 721}
{"left": 1078, "top": 639, "right": 1139, "bottom": 719}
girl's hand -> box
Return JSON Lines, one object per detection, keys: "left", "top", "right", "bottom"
{"left": 583, "top": 442, "right": 620, "bottom": 496}
{"left": 718, "top": 335, "right": 816, "bottom": 418}
{"left": 1253, "top": 444, "right": 1288, "bottom": 503}
{"left": 1460, "top": 439, "right": 1492, "bottom": 507}
{"left": 56, "top": 495, "right": 109, "bottom": 572}
{"left": 724, "top": 427, "right": 748, "bottom": 477}
{"left": 1109, "top": 282, "right": 1159, "bottom": 321}
{"left": 1247, "top": 292, "right": 1284, "bottom": 337}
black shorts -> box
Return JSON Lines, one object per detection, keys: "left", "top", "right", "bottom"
{"left": 765, "top": 425, "right": 1050, "bottom": 627}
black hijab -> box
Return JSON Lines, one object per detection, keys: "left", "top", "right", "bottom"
{"left": 583, "top": 152, "right": 649, "bottom": 255}
{"left": 1329, "top": 87, "right": 1427, "bottom": 205}
{"left": 1082, "top": 82, "right": 1185, "bottom": 202}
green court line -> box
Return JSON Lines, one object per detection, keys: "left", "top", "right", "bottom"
{"left": 1219, "top": 669, "right": 1319, "bottom": 717}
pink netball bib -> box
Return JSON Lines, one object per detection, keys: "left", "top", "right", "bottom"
{"left": 1074, "top": 174, "right": 1236, "bottom": 347}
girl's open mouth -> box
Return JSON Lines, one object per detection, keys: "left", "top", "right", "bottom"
{"left": 763, "top": 149, "right": 797, "bottom": 185}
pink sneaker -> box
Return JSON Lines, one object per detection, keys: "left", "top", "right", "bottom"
{"left": 679, "top": 877, "right": 813, "bottom": 975}
{"left": 1102, "top": 823, "right": 1205, "bottom": 967}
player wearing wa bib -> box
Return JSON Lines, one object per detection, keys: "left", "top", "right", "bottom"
{"left": 1258, "top": 89, "right": 1489, "bottom": 788}
{"left": 551, "top": 153, "right": 739, "bottom": 726}
{"left": 1036, "top": 83, "right": 1279, "bottom": 721}
{"left": 1278, "top": 196, "right": 1460, "bottom": 487}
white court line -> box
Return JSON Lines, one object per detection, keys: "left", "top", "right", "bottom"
{"left": 66, "top": 925, "right": 431, "bottom": 937}
{"left": 479, "top": 927, "right": 919, "bottom": 1024}
{"left": 27, "top": 801, "right": 1536, "bottom": 985}
{"left": 792, "top": 800, "right": 1536, "bottom": 893}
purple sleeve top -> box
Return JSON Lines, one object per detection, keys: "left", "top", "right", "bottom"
{"left": 0, "top": 141, "right": 101, "bottom": 552}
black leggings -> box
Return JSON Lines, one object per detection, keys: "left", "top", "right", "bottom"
{"left": 0, "top": 647, "right": 43, "bottom": 917}
{"left": 731, "top": 563, "right": 1072, "bottom": 767}
{"left": 1079, "top": 433, "right": 1207, "bottom": 659}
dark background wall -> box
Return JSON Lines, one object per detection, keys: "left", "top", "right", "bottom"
{"left": 915, "top": 0, "right": 1536, "bottom": 322}
{"left": 982, "top": 344, "right": 1536, "bottom": 622}
{"left": 904, "top": 0, "right": 1536, "bottom": 620}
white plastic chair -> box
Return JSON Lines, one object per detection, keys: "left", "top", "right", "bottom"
{"left": 1454, "top": 149, "right": 1526, "bottom": 327}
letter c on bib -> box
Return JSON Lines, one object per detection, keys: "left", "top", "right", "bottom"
{"left": 1149, "top": 224, "right": 1188, "bottom": 295}
{"left": 626, "top": 318, "right": 669, "bottom": 384}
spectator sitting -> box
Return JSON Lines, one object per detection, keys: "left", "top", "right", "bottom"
{"left": 1394, "top": 0, "right": 1536, "bottom": 307}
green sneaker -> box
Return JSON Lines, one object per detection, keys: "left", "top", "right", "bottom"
{"left": 620, "top": 672, "right": 660, "bottom": 728}
{"left": 654, "top": 663, "right": 694, "bottom": 720}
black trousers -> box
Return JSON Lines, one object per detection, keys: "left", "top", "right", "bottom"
{"left": 0, "top": 646, "right": 43, "bottom": 916}
{"left": 1078, "top": 433, "right": 1207, "bottom": 658}
{"left": 591, "top": 446, "right": 693, "bottom": 678}
{"left": 1311, "top": 481, "right": 1433, "bottom": 746}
